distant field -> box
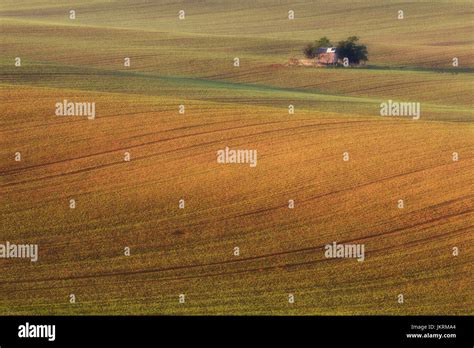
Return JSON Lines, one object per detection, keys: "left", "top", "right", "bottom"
{"left": 0, "top": 0, "right": 473, "bottom": 315}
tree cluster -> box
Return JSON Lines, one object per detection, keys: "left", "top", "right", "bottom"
{"left": 303, "top": 36, "right": 368, "bottom": 64}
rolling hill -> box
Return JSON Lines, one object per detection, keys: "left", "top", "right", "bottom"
{"left": 0, "top": 0, "right": 473, "bottom": 315}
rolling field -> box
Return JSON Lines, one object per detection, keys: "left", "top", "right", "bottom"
{"left": 0, "top": 0, "right": 473, "bottom": 315}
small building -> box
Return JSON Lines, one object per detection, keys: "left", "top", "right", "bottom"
{"left": 316, "top": 47, "right": 338, "bottom": 65}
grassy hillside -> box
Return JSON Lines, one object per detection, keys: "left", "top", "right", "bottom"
{"left": 0, "top": 0, "right": 473, "bottom": 315}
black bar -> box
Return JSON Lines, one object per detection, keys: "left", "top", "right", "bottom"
{"left": 0, "top": 316, "right": 472, "bottom": 346}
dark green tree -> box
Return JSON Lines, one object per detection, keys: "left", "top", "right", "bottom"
{"left": 303, "top": 43, "right": 317, "bottom": 58}
{"left": 315, "top": 37, "right": 332, "bottom": 48}
{"left": 336, "top": 36, "right": 368, "bottom": 64}
{"left": 302, "top": 37, "right": 333, "bottom": 58}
